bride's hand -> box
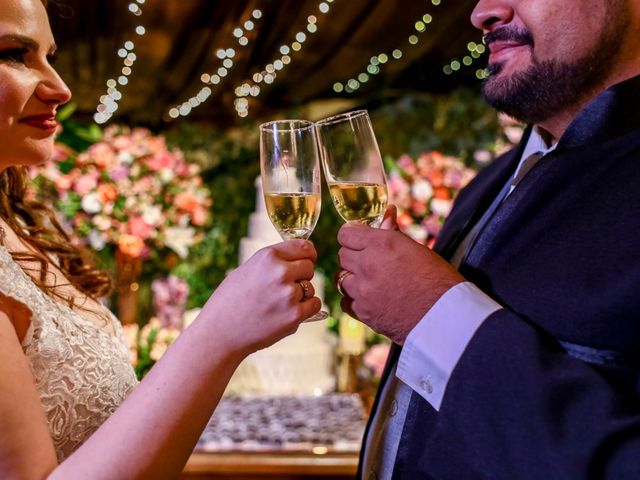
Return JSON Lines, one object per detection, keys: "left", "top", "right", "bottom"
{"left": 199, "top": 240, "right": 321, "bottom": 356}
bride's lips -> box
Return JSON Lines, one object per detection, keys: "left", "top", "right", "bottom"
{"left": 20, "top": 114, "right": 58, "bottom": 132}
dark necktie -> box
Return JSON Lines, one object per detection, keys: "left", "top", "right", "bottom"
{"left": 451, "top": 151, "right": 544, "bottom": 269}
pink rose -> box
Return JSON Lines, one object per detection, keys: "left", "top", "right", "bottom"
{"left": 422, "top": 214, "right": 443, "bottom": 237}
{"left": 363, "top": 343, "right": 391, "bottom": 378}
{"left": 396, "top": 210, "right": 414, "bottom": 229}
{"left": 191, "top": 206, "right": 208, "bottom": 226}
{"left": 146, "top": 151, "right": 176, "bottom": 172}
{"left": 118, "top": 234, "right": 145, "bottom": 258}
{"left": 73, "top": 173, "right": 99, "bottom": 195}
{"left": 55, "top": 175, "right": 72, "bottom": 192}
{"left": 396, "top": 155, "right": 416, "bottom": 175}
{"left": 112, "top": 135, "right": 134, "bottom": 151}
{"left": 97, "top": 184, "right": 118, "bottom": 203}
{"left": 87, "top": 143, "right": 116, "bottom": 168}
{"left": 127, "top": 216, "right": 154, "bottom": 239}
{"left": 411, "top": 199, "right": 427, "bottom": 217}
{"left": 109, "top": 164, "right": 130, "bottom": 181}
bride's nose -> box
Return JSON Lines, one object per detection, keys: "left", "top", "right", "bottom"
{"left": 35, "top": 64, "right": 72, "bottom": 106}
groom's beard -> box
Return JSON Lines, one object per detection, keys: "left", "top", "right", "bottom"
{"left": 482, "top": 5, "right": 629, "bottom": 125}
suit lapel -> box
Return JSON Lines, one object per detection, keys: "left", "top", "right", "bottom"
{"left": 434, "top": 130, "right": 530, "bottom": 261}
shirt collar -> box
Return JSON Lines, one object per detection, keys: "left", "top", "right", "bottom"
{"left": 521, "top": 126, "right": 557, "bottom": 160}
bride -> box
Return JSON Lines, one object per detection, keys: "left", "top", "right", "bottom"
{"left": 0, "top": 0, "right": 322, "bottom": 478}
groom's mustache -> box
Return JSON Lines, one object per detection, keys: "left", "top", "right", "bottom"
{"left": 484, "top": 27, "right": 534, "bottom": 47}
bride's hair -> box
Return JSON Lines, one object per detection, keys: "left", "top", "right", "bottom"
{"left": 0, "top": 167, "right": 112, "bottom": 305}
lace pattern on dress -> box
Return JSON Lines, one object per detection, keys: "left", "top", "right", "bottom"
{"left": 0, "top": 245, "right": 138, "bottom": 462}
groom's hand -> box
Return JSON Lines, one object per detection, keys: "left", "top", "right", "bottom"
{"left": 337, "top": 215, "right": 463, "bottom": 345}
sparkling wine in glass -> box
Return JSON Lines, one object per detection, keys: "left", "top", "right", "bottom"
{"left": 315, "top": 110, "right": 388, "bottom": 227}
{"left": 259, "top": 119, "right": 328, "bottom": 321}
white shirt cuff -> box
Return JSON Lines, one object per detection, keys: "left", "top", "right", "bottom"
{"left": 396, "top": 281, "right": 502, "bottom": 411}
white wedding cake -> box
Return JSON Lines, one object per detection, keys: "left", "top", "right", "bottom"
{"left": 225, "top": 177, "right": 336, "bottom": 395}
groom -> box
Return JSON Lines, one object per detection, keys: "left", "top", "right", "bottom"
{"left": 336, "top": 0, "right": 640, "bottom": 477}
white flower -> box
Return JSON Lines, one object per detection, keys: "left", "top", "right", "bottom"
{"left": 164, "top": 226, "right": 196, "bottom": 258}
{"left": 182, "top": 308, "right": 201, "bottom": 329}
{"left": 87, "top": 230, "right": 108, "bottom": 250}
{"left": 81, "top": 192, "right": 102, "bottom": 214}
{"left": 93, "top": 214, "right": 111, "bottom": 231}
{"left": 159, "top": 168, "right": 175, "bottom": 184}
{"left": 125, "top": 196, "right": 137, "bottom": 209}
{"left": 149, "top": 340, "right": 169, "bottom": 362}
{"left": 405, "top": 224, "right": 428, "bottom": 243}
{"left": 102, "top": 203, "right": 114, "bottom": 215}
{"left": 142, "top": 205, "right": 163, "bottom": 226}
{"left": 430, "top": 198, "right": 453, "bottom": 217}
{"left": 411, "top": 180, "right": 434, "bottom": 202}
{"left": 117, "top": 151, "right": 134, "bottom": 165}
{"left": 473, "top": 149, "right": 492, "bottom": 164}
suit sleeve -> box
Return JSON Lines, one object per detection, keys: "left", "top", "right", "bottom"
{"left": 425, "top": 307, "right": 640, "bottom": 478}
{"left": 396, "top": 282, "right": 501, "bottom": 410}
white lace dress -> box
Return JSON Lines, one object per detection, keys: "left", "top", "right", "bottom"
{"left": 0, "top": 245, "right": 139, "bottom": 462}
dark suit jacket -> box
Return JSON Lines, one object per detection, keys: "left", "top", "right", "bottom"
{"left": 361, "top": 75, "right": 640, "bottom": 479}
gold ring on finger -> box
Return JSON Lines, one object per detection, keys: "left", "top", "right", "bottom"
{"left": 297, "top": 280, "right": 313, "bottom": 301}
{"left": 336, "top": 270, "right": 352, "bottom": 296}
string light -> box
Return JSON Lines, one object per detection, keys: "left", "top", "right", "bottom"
{"left": 443, "top": 38, "right": 488, "bottom": 79}
{"left": 334, "top": 6, "right": 438, "bottom": 94}
{"left": 167, "top": 9, "right": 263, "bottom": 120}
{"left": 94, "top": 0, "right": 147, "bottom": 124}
{"left": 99, "top": 0, "right": 483, "bottom": 123}
{"left": 233, "top": 0, "right": 336, "bottom": 117}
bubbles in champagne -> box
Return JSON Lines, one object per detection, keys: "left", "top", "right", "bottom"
{"left": 328, "top": 182, "right": 388, "bottom": 227}
{"left": 264, "top": 193, "right": 321, "bottom": 240}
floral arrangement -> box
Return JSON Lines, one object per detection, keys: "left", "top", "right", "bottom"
{"left": 30, "top": 126, "right": 212, "bottom": 260}
{"left": 386, "top": 151, "right": 477, "bottom": 248}
{"left": 363, "top": 342, "right": 391, "bottom": 380}
{"left": 151, "top": 275, "right": 189, "bottom": 330}
{"left": 122, "top": 275, "right": 189, "bottom": 378}
{"left": 123, "top": 318, "right": 182, "bottom": 379}
{"left": 473, "top": 112, "right": 525, "bottom": 165}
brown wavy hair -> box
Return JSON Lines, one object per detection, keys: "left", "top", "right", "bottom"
{"left": 0, "top": 166, "right": 112, "bottom": 306}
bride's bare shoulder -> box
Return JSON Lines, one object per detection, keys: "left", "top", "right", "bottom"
{"left": 0, "top": 291, "right": 33, "bottom": 343}
{"left": 0, "top": 296, "right": 58, "bottom": 478}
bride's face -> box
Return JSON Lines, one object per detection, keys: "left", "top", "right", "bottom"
{"left": 0, "top": 0, "right": 71, "bottom": 171}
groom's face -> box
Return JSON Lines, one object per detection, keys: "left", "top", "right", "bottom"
{"left": 470, "top": 0, "right": 631, "bottom": 124}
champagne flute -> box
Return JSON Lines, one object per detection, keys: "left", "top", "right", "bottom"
{"left": 315, "top": 110, "right": 388, "bottom": 227}
{"left": 259, "top": 119, "right": 328, "bottom": 321}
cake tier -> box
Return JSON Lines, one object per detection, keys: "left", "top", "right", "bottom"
{"left": 225, "top": 334, "right": 336, "bottom": 395}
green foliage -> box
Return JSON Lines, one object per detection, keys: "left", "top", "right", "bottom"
{"left": 55, "top": 103, "right": 103, "bottom": 152}
{"left": 165, "top": 124, "right": 263, "bottom": 308}
{"left": 134, "top": 327, "right": 158, "bottom": 379}
{"left": 373, "top": 88, "right": 502, "bottom": 165}
{"left": 172, "top": 225, "right": 236, "bottom": 308}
